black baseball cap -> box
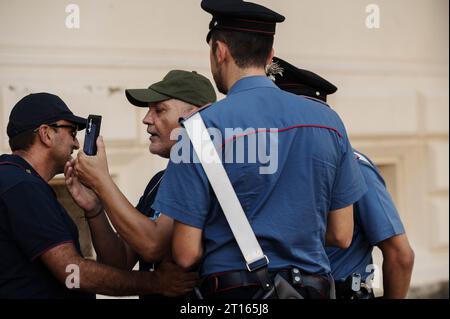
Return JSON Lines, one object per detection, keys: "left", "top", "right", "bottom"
{"left": 201, "top": 0, "right": 285, "bottom": 43}
{"left": 126, "top": 70, "right": 217, "bottom": 108}
{"left": 272, "top": 57, "right": 338, "bottom": 102}
{"left": 7, "top": 93, "right": 87, "bottom": 139}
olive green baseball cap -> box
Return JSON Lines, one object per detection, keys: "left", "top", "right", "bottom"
{"left": 126, "top": 70, "right": 217, "bottom": 108}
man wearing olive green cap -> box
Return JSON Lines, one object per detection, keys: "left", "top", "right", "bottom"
{"left": 125, "top": 70, "right": 217, "bottom": 157}
{"left": 65, "top": 70, "right": 217, "bottom": 299}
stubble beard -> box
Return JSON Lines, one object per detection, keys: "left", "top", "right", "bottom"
{"left": 212, "top": 56, "right": 228, "bottom": 95}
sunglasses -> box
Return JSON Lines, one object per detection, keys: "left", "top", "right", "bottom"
{"left": 34, "top": 123, "right": 78, "bottom": 139}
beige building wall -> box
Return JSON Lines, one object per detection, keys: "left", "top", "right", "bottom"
{"left": 0, "top": 0, "right": 448, "bottom": 297}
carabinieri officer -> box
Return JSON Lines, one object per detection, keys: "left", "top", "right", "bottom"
{"left": 152, "top": 0, "right": 367, "bottom": 299}
{"left": 272, "top": 57, "right": 415, "bottom": 299}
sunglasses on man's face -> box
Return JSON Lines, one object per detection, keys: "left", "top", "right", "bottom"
{"left": 34, "top": 123, "right": 78, "bottom": 139}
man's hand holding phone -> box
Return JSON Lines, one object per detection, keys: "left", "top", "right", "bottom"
{"left": 83, "top": 115, "right": 102, "bottom": 155}
{"left": 74, "top": 115, "right": 112, "bottom": 192}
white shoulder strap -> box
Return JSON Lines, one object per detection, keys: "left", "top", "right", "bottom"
{"left": 183, "top": 113, "right": 268, "bottom": 271}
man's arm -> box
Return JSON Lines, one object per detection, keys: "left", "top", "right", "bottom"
{"left": 40, "top": 242, "right": 198, "bottom": 297}
{"left": 325, "top": 205, "right": 354, "bottom": 249}
{"left": 73, "top": 139, "right": 173, "bottom": 262}
{"left": 93, "top": 178, "right": 173, "bottom": 263}
{"left": 171, "top": 221, "right": 203, "bottom": 269}
{"left": 65, "top": 161, "right": 137, "bottom": 269}
{"left": 85, "top": 210, "right": 138, "bottom": 270}
{"left": 353, "top": 160, "right": 412, "bottom": 298}
{"left": 377, "top": 234, "right": 414, "bottom": 298}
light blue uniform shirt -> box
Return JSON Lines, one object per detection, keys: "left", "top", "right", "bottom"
{"left": 153, "top": 76, "right": 367, "bottom": 277}
{"left": 326, "top": 151, "right": 405, "bottom": 280}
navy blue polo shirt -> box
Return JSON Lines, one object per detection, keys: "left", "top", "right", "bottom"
{"left": 135, "top": 169, "right": 179, "bottom": 300}
{"left": 135, "top": 170, "right": 194, "bottom": 300}
{"left": 0, "top": 154, "right": 94, "bottom": 299}
{"left": 153, "top": 76, "right": 367, "bottom": 277}
{"left": 326, "top": 151, "right": 405, "bottom": 281}
{"left": 135, "top": 170, "right": 165, "bottom": 276}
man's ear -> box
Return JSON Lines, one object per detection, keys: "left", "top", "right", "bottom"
{"left": 36, "top": 126, "right": 53, "bottom": 147}
{"left": 267, "top": 48, "right": 275, "bottom": 65}
{"left": 214, "top": 40, "right": 229, "bottom": 65}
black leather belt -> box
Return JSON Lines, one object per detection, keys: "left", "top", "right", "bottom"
{"left": 199, "top": 269, "right": 330, "bottom": 297}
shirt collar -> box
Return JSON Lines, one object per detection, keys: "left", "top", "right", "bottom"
{"left": 0, "top": 154, "right": 58, "bottom": 197}
{"left": 228, "top": 75, "right": 278, "bottom": 96}
{"left": 0, "top": 154, "right": 41, "bottom": 177}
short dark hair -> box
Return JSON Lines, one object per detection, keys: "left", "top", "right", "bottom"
{"left": 8, "top": 130, "right": 37, "bottom": 152}
{"left": 211, "top": 30, "right": 274, "bottom": 69}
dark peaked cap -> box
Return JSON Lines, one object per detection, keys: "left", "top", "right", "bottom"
{"left": 272, "top": 57, "right": 338, "bottom": 102}
{"left": 202, "top": 0, "right": 285, "bottom": 43}
{"left": 7, "top": 93, "right": 87, "bottom": 139}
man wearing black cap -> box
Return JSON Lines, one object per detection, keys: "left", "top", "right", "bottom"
{"left": 151, "top": 1, "right": 367, "bottom": 299}
{"left": 272, "top": 58, "right": 415, "bottom": 299}
{"left": 0, "top": 93, "right": 197, "bottom": 299}
{"left": 66, "top": 71, "right": 216, "bottom": 299}
{"left": 270, "top": 57, "right": 338, "bottom": 103}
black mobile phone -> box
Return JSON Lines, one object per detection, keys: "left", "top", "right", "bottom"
{"left": 83, "top": 115, "right": 102, "bottom": 156}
